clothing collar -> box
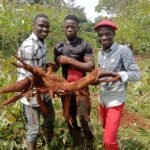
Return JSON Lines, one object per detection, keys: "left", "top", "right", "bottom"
{"left": 102, "top": 42, "right": 118, "bottom": 54}
{"left": 65, "top": 37, "right": 78, "bottom": 44}
{"left": 30, "top": 32, "right": 45, "bottom": 48}
{"left": 30, "top": 32, "right": 39, "bottom": 41}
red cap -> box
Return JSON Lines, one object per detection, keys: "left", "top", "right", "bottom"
{"left": 94, "top": 19, "right": 118, "bottom": 31}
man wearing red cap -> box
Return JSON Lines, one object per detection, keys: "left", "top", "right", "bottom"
{"left": 94, "top": 20, "right": 141, "bottom": 150}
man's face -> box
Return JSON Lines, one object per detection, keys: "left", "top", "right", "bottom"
{"left": 64, "top": 19, "right": 79, "bottom": 40}
{"left": 96, "top": 27, "right": 114, "bottom": 48}
{"left": 33, "top": 17, "right": 50, "bottom": 40}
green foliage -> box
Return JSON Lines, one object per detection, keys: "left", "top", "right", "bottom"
{"left": 118, "top": 128, "right": 150, "bottom": 150}
{"left": 95, "top": 0, "right": 150, "bottom": 54}
{"left": 63, "top": 0, "right": 87, "bottom": 23}
{"left": 126, "top": 59, "right": 150, "bottom": 118}
{"left": 95, "top": 0, "right": 138, "bottom": 15}
{"left": 0, "top": 1, "right": 150, "bottom": 149}
{"left": 0, "top": 2, "right": 69, "bottom": 56}
{"left": 0, "top": 57, "right": 150, "bottom": 149}
{"left": 0, "top": 56, "right": 25, "bottom": 149}
{"left": 0, "top": 1, "right": 96, "bottom": 59}
{"left": 115, "top": 0, "right": 150, "bottom": 54}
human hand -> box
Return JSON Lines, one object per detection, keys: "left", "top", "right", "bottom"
{"left": 55, "top": 89, "right": 67, "bottom": 96}
{"left": 45, "top": 61, "right": 59, "bottom": 72}
{"left": 98, "top": 74, "right": 121, "bottom": 83}
{"left": 94, "top": 69, "right": 121, "bottom": 84}
{"left": 57, "top": 55, "right": 72, "bottom": 65}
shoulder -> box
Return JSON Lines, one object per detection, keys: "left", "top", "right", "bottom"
{"left": 111, "top": 42, "right": 131, "bottom": 55}
{"left": 77, "top": 38, "right": 92, "bottom": 52}
{"left": 54, "top": 41, "right": 64, "bottom": 49}
{"left": 79, "top": 37, "right": 91, "bottom": 46}
{"left": 97, "top": 48, "right": 102, "bottom": 57}
{"left": 21, "top": 35, "right": 35, "bottom": 48}
{"left": 118, "top": 44, "right": 132, "bottom": 54}
{"left": 117, "top": 44, "right": 134, "bottom": 59}
{"left": 19, "top": 35, "right": 36, "bottom": 53}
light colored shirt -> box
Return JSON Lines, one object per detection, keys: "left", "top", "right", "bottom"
{"left": 98, "top": 42, "right": 141, "bottom": 108}
{"left": 17, "top": 32, "right": 49, "bottom": 106}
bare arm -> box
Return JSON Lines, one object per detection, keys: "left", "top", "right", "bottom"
{"left": 57, "top": 55, "right": 95, "bottom": 72}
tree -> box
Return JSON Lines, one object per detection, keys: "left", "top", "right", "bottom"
{"left": 95, "top": 0, "right": 150, "bottom": 54}
{"left": 64, "top": 0, "right": 87, "bottom": 23}
{"left": 95, "top": 0, "right": 138, "bottom": 16}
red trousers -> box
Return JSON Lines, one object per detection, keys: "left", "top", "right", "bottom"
{"left": 99, "top": 103, "right": 125, "bottom": 150}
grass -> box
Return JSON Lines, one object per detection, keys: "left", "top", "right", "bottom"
{"left": 0, "top": 58, "right": 150, "bottom": 149}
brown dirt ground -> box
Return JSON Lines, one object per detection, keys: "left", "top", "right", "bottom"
{"left": 135, "top": 55, "right": 150, "bottom": 61}
{"left": 120, "top": 109, "right": 150, "bottom": 129}
{"left": 94, "top": 55, "right": 150, "bottom": 130}
{"left": 120, "top": 56, "right": 150, "bottom": 130}
{"left": 91, "top": 94, "right": 150, "bottom": 130}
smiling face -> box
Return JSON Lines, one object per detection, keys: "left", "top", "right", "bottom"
{"left": 33, "top": 17, "right": 50, "bottom": 40}
{"left": 96, "top": 26, "right": 115, "bottom": 50}
{"left": 64, "top": 19, "right": 79, "bottom": 41}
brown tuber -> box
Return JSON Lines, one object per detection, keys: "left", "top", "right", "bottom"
{"left": 0, "top": 56, "right": 120, "bottom": 126}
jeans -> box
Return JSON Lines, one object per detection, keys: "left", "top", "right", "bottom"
{"left": 23, "top": 100, "right": 55, "bottom": 142}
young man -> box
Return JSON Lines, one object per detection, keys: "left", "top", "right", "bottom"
{"left": 17, "top": 14, "right": 55, "bottom": 150}
{"left": 94, "top": 20, "right": 141, "bottom": 150}
{"left": 54, "top": 15, "right": 95, "bottom": 147}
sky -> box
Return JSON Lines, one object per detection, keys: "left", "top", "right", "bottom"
{"left": 74, "top": 0, "right": 99, "bottom": 22}
{"left": 65, "top": 0, "right": 99, "bottom": 22}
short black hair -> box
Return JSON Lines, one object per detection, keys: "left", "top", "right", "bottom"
{"left": 64, "top": 15, "right": 80, "bottom": 24}
{"left": 33, "top": 14, "right": 49, "bottom": 24}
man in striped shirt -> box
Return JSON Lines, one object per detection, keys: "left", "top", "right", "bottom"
{"left": 18, "top": 14, "right": 55, "bottom": 150}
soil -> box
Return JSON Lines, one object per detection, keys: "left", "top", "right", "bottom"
{"left": 135, "top": 55, "right": 150, "bottom": 61}
{"left": 120, "top": 109, "right": 150, "bottom": 129}
{"left": 91, "top": 94, "right": 150, "bottom": 130}
{"left": 120, "top": 55, "right": 150, "bottom": 130}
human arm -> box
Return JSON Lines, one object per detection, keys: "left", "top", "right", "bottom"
{"left": 118, "top": 46, "right": 141, "bottom": 82}
{"left": 56, "top": 42, "right": 95, "bottom": 72}
{"left": 92, "top": 69, "right": 121, "bottom": 85}
{"left": 53, "top": 45, "right": 62, "bottom": 72}
{"left": 17, "top": 45, "right": 35, "bottom": 80}
{"left": 56, "top": 55, "right": 95, "bottom": 72}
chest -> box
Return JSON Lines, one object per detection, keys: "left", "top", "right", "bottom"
{"left": 32, "top": 42, "right": 47, "bottom": 66}
{"left": 61, "top": 44, "right": 85, "bottom": 60}
{"left": 33, "top": 43, "right": 47, "bottom": 58}
{"left": 98, "top": 50, "right": 123, "bottom": 71}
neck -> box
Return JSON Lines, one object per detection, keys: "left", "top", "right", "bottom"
{"left": 33, "top": 32, "right": 44, "bottom": 43}
{"left": 38, "top": 38, "right": 44, "bottom": 43}
{"left": 103, "top": 42, "right": 114, "bottom": 51}
{"left": 66, "top": 36, "right": 78, "bottom": 44}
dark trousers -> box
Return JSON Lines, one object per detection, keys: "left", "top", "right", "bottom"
{"left": 61, "top": 88, "right": 94, "bottom": 140}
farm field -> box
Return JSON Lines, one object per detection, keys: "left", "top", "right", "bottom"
{"left": 0, "top": 1, "right": 150, "bottom": 149}
{"left": 0, "top": 57, "right": 149, "bottom": 150}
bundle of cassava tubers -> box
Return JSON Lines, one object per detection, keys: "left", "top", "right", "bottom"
{"left": 0, "top": 56, "right": 120, "bottom": 126}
